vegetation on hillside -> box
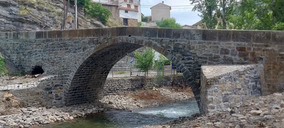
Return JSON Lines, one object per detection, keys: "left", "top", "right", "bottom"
{"left": 157, "top": 18, "right": 182, "bottom": 29}
{"left": 71, "top": 0, "right": 112, "bottom": 25}
{"left": 190, "top": 0, "right": 284, "bottom": 30}
{"left": 0, "top": 54, "right": 8, "bottom": 76}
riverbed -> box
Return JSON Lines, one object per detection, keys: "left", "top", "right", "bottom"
{"left": 43, "top": 99, "right": 199, "bottom": 128}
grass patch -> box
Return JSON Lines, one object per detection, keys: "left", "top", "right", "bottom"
{"left": 115, "top": 72, "right": 127, "bottom": 75}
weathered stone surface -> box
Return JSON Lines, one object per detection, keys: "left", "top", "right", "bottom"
{"left": 0, "top": 0, "right": 105, "bottom": 32}
{"left": 200, "top": 64, "right": 263, "bottom": 114}
{"left": 171, "top": 92, "right": 284, "bottom": 128}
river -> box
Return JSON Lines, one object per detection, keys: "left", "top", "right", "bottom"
{"left": 43, "top": 99, "right": 199, "bottom": 128}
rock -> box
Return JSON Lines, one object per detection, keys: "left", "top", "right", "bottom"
{"left": 250, "top": 110, "right": 262, "bottom": 116}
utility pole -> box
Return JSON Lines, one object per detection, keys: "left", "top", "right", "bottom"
{"left": 75, "top": 0, "right": 78, "bottom": 29}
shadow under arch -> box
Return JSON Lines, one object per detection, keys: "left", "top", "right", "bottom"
{"left": 65, "top": 40, "right": 201, "bottom": 111}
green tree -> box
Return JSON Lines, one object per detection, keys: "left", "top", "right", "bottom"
{"left": 142, "top": 16, "right": 149, "bottom": 22}
{"left": 154, "top": 55, "right": 167, "bottom": 76}
{"left": 157, "top": 18, "right": 182, "bottom": 29}
{"left": 135, "top": 48, "right": 155, "bottom": 76}
{"left": 228, "top": 0, "right": 279, "bottom": 30}
{"left": 190, "top": 0, "right": 236, "bottom": 29}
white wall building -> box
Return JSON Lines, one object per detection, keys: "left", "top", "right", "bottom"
{"left": 151, "top": 1, "right": 171, "bottom": 22}
{"left": 119, "top": 0, "right": 141, "bottom": 26}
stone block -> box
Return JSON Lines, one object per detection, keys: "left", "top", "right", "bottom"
{"left": 252, "top": 31, "right": 271, "bottom": 43}
{"left": 271, "top": 31, "right": 284, "bottom": 44}
{"left": 158, "top": 29, "right": 172, "bottom": 38}
{"left": 220, "top": 48, "right": 230, "bottom": 55}
{"left": 202, "top": 30, "right": 218, "bottom": 41}
{"left": 236, "top": 47, "right": 246, "bottom": 52}
{"left": 232, "top": 31, "right": 252, "bottom": 42}
{"left": 143, "top": 28, "right": 158, "bottom": 38}
{"left": 126, "top": 27, "right": 143, "bottom": 36}
{"left": 218, "top": 30, "right": 232, "bottom": 42}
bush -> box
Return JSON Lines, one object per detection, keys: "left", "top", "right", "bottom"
{"left": 138, "top": 22, "right": 142, "bottom": 27}
{"left": 157, "top": 18, "right": 182, "bottom": 29}
{"left": 0, "top": 54, "right": 8, "bottom": 76}
{"left": 273, "top": 22, "right": 284, "bottom": 30}
{"left": 142, "top": 16, "right": 149, "bottom": 22}
{"left": 84, "top": 2, "right": 111, "bottom": 24}
{"left": 71, "top": 0, "right": 112, "bottom": 25}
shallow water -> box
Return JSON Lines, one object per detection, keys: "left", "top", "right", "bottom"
{"left": 44, "top": 99, "right": 199, "bottom": 128}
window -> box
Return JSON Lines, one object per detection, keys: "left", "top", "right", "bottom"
{"left": 130, "top": 0, "right": 133, "bottom": 3}
{"left": 135, "top": 5, "right": 138, "bottom": 10}
{"left": 124, "top": 0, "right": 127, "bottom": 2}
{"left": 127, "top": 4, "right": 131, "bottom": 8}
{"left": 125, "top": 10, "right": 128, "bottom": 13}
{"left": 123, "top": 18, "right": 128, "bottom": 26}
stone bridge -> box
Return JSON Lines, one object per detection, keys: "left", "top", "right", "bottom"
{"left": 0, "top": 27, "right": 283, "bottom": 113}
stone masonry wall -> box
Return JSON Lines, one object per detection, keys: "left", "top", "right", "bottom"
{"left": 200, "top": 64, "right": 263, "bottom": 114}
{"left": 0, "top": 28, "right": 282, "bottom": 108}
{"left": 102, "top": 76, "right": 188, "bottom": 95}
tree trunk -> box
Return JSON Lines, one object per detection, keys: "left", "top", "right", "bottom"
{"left": 222, "top": 0, "right": 227, "bottom": 29}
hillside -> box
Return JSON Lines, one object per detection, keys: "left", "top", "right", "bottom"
{"left": 0, "top": 0, "right": 106, "bottom": 31}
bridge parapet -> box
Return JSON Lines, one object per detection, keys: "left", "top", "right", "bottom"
{"left": 0, "top": 27, "right": 283, "bottom": 44}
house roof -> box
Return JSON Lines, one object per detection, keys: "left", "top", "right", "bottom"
{"left": 192, "top": 20, "right": 203, "bottom": 26}
{"left": 151, "top": 3, "right": 171, "bottom": 10}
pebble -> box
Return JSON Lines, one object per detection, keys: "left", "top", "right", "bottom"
{"left": 0, "top": 104, "right": 103, "bottom": 127}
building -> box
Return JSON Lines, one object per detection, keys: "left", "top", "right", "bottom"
{"left": 118, "top": 0, "right": 141, "bottom": 26}
{"left": 192, "top": 20, "right": 203, "bottom": 29}
{"left": 92, "top": 0, "right": 120, "bottom": 20}
{"left": 151, "top": 1, "right": 171, "bottom": 22}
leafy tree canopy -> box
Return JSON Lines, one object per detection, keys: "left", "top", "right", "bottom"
{"left": 190, "top": 0, "right": 284, "bottom": 30}
{"left": 157, "top": 18, "right": 182, "bottom": 29}
{"left": 135, "top": 48, "right": 155, "bottom": 74}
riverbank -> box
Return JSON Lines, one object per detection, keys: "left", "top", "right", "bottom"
{"left": 100, "top": 86, "right": 195, "bottom": 110}
{"left": 0, "top": 74, "right": 195, "bottom": 127}
{"left": 144, "top": 92, "right": 284, "bottom": 128}
{"left": 0, "top": 104, "right": 104, "bottom": 128}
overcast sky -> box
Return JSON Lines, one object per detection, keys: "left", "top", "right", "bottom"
{"left": 141, "top": 0, "right": 201, "bottom": 26}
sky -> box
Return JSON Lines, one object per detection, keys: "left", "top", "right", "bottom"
{"left": 141, "top": 0, "right": 201, "bottom": 26}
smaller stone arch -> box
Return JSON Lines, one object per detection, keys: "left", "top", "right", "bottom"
{"left": 31, "top": 65, "right": 44, "bottom": 75}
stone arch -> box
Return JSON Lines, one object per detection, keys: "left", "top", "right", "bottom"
{"left": 65, "top": 37, "right": 201, "bottom": 107}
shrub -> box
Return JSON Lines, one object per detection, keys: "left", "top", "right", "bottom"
{"left": 138, "top": 22, "right": 142, "bottom": 27}
{"left": 273, "top": 22, "right": 284, "bottom": 30}
{"left": 157, "top": 18, "right": 182, "bottom": 29}
{"left": 0, "top": 54, "right": 8, "bottom": 76}
{"left": 71, "top": 0, "right": 112, "bottom": 25}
